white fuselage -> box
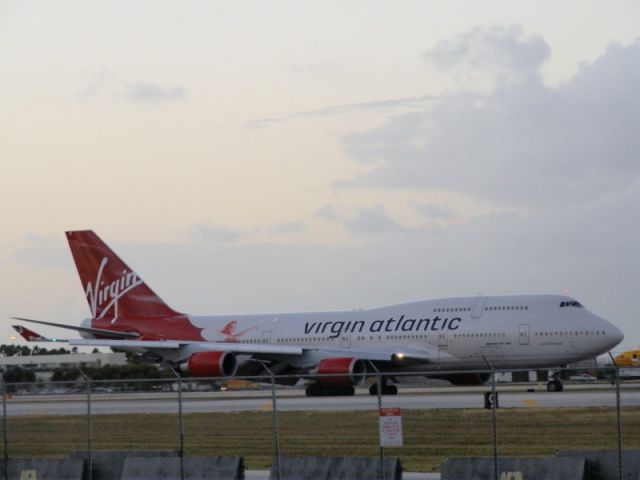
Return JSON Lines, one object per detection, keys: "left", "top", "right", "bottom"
{"left": 184, "top": 294, "right": 623, "bottom": 373}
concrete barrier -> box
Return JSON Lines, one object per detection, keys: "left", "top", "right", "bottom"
{"left": 121, "top": 456, "right": 244, "bottom": 480}
{"left": 557, "top": 449, "right": 640, "bottom": 479}
{"left": 441, "top": 456, "right": 586, "bottom": 480}
{"left": 1, "top": 458, "right": 85, "bottom": 479}
{"left": 269, "top": 455, "right": 402, "bottom": 480}
{"left": 71, "top": 449, "right": 178, "bottom": 480}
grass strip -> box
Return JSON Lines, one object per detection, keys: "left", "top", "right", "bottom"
{"left": 3, "top": 407, "right": 639, "bottom": 472}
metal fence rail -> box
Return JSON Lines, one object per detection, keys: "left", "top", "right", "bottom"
{"left": 1, "top": 366, "right": 639, "bottom": 480}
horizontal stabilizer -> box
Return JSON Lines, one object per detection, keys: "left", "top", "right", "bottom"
{"left": 12, "top": 325, "right": 63, "bottom": 342}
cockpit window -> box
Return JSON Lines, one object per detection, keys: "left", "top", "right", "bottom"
{"left": 559, "top": 301, "right": 582, "bottom": 308}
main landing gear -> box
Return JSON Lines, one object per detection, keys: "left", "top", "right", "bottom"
{"left": 546, "top": 371, "right": 564, "bottom": 392}
{"left": 305, "top": 382, "right": 355, "bottom": 397}
{"left": 369, "top": 378, "right": 398, "bottom": 396}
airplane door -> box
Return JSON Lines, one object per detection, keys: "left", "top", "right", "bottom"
{"left": 262, "top": 331, "right": 271, "bottom": 343}
{"left": 471, "top": 297, "right": 486, "bottom": 318}
{"left": 519, "top": 324, "right": 529, "bottom": 345}
{"left": 438, "top": 331, "right": 448, "bottom": 349}
{"left": 340, "top": 334, "right": 351, "bottom": 348}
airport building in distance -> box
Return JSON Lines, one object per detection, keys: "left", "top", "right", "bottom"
{"left": 0, "top": 352, "right": 127, "bottom": 380}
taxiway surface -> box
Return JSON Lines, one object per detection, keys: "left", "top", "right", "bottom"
{"left": 6, "top": 384, "right": 639, "bottom": 417}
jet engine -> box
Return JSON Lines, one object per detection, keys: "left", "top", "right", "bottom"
{"left": 317, "top": 357, "right": 367, "bottom": 385}
{"left": 180, "top": 351, "right": 237, "bottom": 377}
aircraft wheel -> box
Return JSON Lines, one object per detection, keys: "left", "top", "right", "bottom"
{"left": 307, "top": 383, "right": 354, "bottom": 396}
{"left": 341, "top": 385, "right": 355, "bottom": 396}
{"left": 546, "top": 381, "right": 563, "bottom": 393}
{"left": 369, "top": 383, "right": 398, "bottom": 395}
{"left": 382, "top": 384, "right": 398, "bottom": 395}
{"left": 305, "top": 383, "right": 323, "bottom": 397}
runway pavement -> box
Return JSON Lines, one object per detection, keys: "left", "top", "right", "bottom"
{"left": 5, "top": 383, "right": 639, "bottom": 416}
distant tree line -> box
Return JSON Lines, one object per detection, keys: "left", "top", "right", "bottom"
{"left": 2, "top": 367, "right": 36, "bottom": 384}
{"left": 0, "top": 344, "right": 102, "bottom": 357}
{"left": 1, "top": 344, "right": 173, "bottom": 386}
{"left": 50, "top": 363, "right": 173, "bottom": 382}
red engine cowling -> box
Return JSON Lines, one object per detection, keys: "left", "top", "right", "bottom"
{"left": 180, "top": 351, "right": 237, "bottom": 377}
{"left": 317, "top": 357, "right": 367, "bottom": 385}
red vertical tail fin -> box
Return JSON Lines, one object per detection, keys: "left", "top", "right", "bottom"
{"left": 66, "top": 230, "right": 180, "bottom": 321}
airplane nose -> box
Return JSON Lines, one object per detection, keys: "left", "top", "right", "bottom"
{"left": 610, "top": 325, "right": 624, "bottom": 347}
{"left": 601, "top": 320, "right": 624, "bottom": 350}
{"left": 593, "top": 313, "right": 624, "bottom": 350}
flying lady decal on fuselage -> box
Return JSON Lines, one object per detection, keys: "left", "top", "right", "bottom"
{"left": 85, "top": 257, "right": 144, "bottom": 322}
{"left": 217, "top": 321, "right": 259, "bottom": 342}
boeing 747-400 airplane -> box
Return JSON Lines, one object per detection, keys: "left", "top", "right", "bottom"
{"left": 13, "top": 230, "right": 623, "bottom": 395}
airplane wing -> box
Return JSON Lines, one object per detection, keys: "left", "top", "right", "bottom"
{"left": 296, "top": 345, "right": 446, "bottom": 363}
{"left": 12, "top": 317, "right": 448, "bottom": 363}
{"left": 11, "top": 317, "right": 139, "bottom": 339}
{"left": 12, "top": 319, "right": 450, "bottom": 367}
{"left": 68, "top": 338, "right": 304, "bottom": 356}
{"left": 66, "top": 338, "right": 446, "bottom": 362}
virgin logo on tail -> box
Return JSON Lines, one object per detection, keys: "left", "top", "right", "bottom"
{"left": 85, "top": 257, "right": 144, "bottom": 321}
{"left": 217, "top": 321, "right": 258, "bottom": 342}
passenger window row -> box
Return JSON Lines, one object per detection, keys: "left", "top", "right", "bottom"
{"left": 485, "top": 305, "right": 528, "bottom": 311}
{"left": 433, "top": 307, "right": 470, "bottom": 313}
{"left": 535, "top": 330, "right": 605, "bottom": 336}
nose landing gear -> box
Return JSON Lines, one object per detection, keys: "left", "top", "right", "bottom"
{"left": 546, "top": 371, "right": 564, "bottom": 392}
{"left": 369, "top": 378, "right": 398, "bottom": 395}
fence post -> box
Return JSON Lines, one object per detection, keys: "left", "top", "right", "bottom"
{"left": 377, "top": 373, "right": 385, "bottom": 480}
{"left": 615, "top": 365, "right": 622, "bottom": 480}
{"left": 482, "top": 358, "right": 498, "bottom": 480}
{"left": 167, "top": 367, "right": 185, "bottom": 480}
{"left": 77, "top": 369, "right": 92, "bottom": 480}
{"left": 491, "top": 369, "right": 498, "bottom": 480}
{"left": 1, "top": 378, "right": 8, "bottom": 480}
{"left": 367, "top": 362, "right": 384, "bottom": 480}
{"left": 260, "top": 362, "right": 281, "bottom": 480}
{"left": 609, "top": 352, "right": 623, "bottom": 480}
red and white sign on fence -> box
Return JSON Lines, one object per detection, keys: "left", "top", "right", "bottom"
{"left": 379, "top": 407, "right": 403, "bottom": 447}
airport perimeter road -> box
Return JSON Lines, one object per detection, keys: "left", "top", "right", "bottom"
{"left": 5, "top": 384, "right": 640, "bottom": 416}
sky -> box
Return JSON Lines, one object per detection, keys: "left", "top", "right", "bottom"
{"left": 1, "top": 1, "right": 640, "bottom": 353}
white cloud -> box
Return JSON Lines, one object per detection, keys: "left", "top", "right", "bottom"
{"left": 125, "top": 83, "right": 186, "bottom": 103}
{"left": 77, "top": 74, "right": 187, "bottom": 104}
{"left": 416, "top": 203, "right": 456, "bottom": 220}
{"left": 340, "top": 30, "right": 640, "bottom": 209}
{"left": 424, "top": 25, "right": 550, "bottom": 75}
{"left": 313, "top": 204, "right": 340, "bottom": 221}
{"left": 268, "top": 221, "right": 307, "bottom": 235}
{"left": 192, "top": 225, "right": 244, "bottom": 243}
{"left": 345, "top": 205, "right": 407, "bottom": 235}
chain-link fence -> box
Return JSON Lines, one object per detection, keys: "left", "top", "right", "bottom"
{"left": 1, "top": 366, "right": 639, "bottom": 479}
